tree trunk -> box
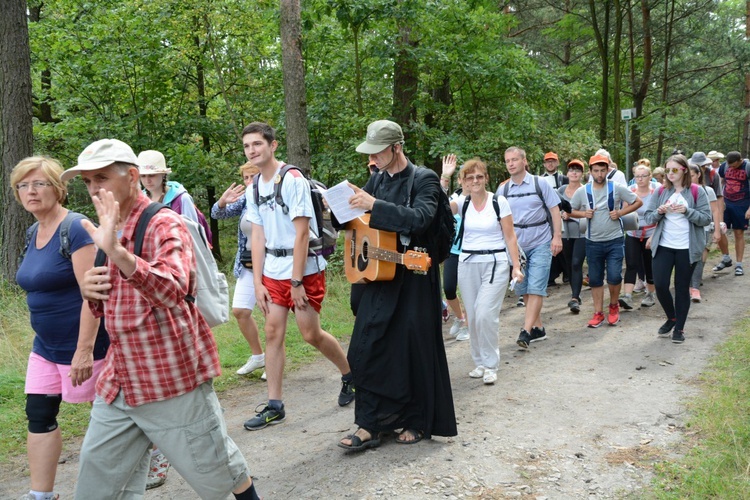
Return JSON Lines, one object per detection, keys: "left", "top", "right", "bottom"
{"left": 589, "top": 0, "right": 611, "bottom": 144}
{"left": 280, "top": 0, "right": 311, "bottom": 173}
{"left": 392, "top": 0, "right": 419, "bottom": 156}
{"left": 0, "top": 0, "right": 35, "bottom": 282}
{"left": 743, "top": 0, "right": 750, "bottom": 157}
{"left": 656, "top": 0, "right": 676, "bottom": 164}
{"left": 629, "top": 0, "right": 653, "bottom": 162}
{"left": 612, "top": 0, "right": 623, "bottom": 163}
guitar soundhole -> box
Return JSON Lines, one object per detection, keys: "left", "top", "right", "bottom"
{"left": 357, "top": 242, "right": 369, "bottom": 271}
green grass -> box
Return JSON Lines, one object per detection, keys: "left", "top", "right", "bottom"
{"left": 0, "top": 244, "right": 353, "bottom": 463}
{"left": 650, "top": 317, "right": 750, "bottom": 498}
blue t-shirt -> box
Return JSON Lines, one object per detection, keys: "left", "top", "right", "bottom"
{"left": 16, "top": 215, "right": 109, "bottom": 364}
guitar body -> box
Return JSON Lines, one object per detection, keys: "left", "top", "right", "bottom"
{"left": 345, "top": 214, "right": 397, "bottom": 283}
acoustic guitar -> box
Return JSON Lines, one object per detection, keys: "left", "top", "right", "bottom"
{"left": 344, "top": 214, "right": 432, "bottom": 283}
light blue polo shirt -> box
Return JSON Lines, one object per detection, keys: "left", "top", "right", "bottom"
{"left": 497, "top": 172, "right": 561, "bottom": 250}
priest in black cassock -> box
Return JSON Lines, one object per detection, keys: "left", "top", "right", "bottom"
{"left": 337, "top": 120, "right": 457, "bottom": 452}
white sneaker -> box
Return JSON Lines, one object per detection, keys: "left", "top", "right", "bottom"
{"left": 633, "top": 279, "right": 646, "bottom": 294}
{"left": 483, "top": 369, "right": 497, "bottom": 385}
{"left": 146, "top": 450, "right": 170, "bottom": 490}
{"left": 236, "top": 356, "right": 265, "bottom": 375}
{"left": 260, "top": 371, "right": 267, "bottom": 381}
{"left": 469, "top": 366, "right": 485, "bottom": 378}
{"left": 455, "top": 326, "right": 470, "bottom": 341}
{"left": 449, "top": 317, "right": 466, "bottom": 337}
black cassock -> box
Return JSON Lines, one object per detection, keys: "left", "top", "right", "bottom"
{"left": 347, "top": 161, "right": 457, "bottom": 438}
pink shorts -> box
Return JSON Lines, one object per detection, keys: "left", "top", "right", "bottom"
{"left": 263, "top": 272, "right": 326, "bottom": 313}
{"left": 25, "top": 352, "right": 105, "bottom": 403}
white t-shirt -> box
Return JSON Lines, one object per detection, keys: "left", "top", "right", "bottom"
{"left": 246, "top": 164, "right": 326, "bottom": 279}
{"left": 660, "top": 192, "right": 690, "bottom": 249}
{"left": 456, "top": 192, "right": 512, "bottom": 263}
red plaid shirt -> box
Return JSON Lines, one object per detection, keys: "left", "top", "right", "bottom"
{"left": 91, "top": 193, "right": 221, "bottom": 406}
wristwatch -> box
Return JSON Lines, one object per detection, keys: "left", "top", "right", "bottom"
{"left": 290, "top": 279, "right": 304, "bottom": 288}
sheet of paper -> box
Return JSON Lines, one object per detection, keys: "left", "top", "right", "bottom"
{"left": 318, "top": 180, "right": 366, "bottom": 224}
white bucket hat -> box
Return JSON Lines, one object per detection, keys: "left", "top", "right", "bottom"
{"left": 137, "top": 150, "right": 171, "bottom": 175}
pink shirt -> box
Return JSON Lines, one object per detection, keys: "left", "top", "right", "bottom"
{"left": 91, "top": 193, "right": 221, "bottom": 406}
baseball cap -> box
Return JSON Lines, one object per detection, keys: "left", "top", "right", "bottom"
{"left": 137, "top": 150, "right": 172, "bottom": 175}
{"left": 543, "top": 152, "right": 559, "bottom": 161}
{"left": 589, "top": 154, "right": 610, "bottom": 167}
{"left": 356, "top": 120, "right": 404, "bottom": 155}
{"left": 567, "top": 159, "right": 585, "bottom": 170}
{"left": 707, "top": 150, "right": 725, "bottom": 160}
{"left": 61, "top": 139, "right": 138, "bottom": 182}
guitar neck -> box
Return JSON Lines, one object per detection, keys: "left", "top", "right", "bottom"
{"left": 368, "top": 246, "right": 408, "bottom": 265}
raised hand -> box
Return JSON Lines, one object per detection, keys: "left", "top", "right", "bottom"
{"left": 219, "top": 183, "right": 246, "bottom": 207}
{"left": 442, "top": 154, "right": 458, "bottom": 177}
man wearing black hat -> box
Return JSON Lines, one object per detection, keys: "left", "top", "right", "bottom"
{"left": 337, "top": 120, "right": 457, "bottom": 451}
{"left": 717, "top": 151, "right": 750, "bottom": 276}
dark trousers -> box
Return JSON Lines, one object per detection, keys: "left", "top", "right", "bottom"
{"left": 624, "top": 235, "right": 654, "bottom": 285}
{"left": 562, "top": 237, "right": 586, "bottom": 300}
{"left": 443, "top": 253, "right": 459, "bottom": 300}
{"left": 652, "top": 246, "right": 696, "bottom": 332}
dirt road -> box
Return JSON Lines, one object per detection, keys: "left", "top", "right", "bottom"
{"left": 2, "top": 265, "right": 746, "bottom": 499}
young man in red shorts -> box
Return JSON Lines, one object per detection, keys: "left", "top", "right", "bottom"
{"left": 243, "top": 122, "right": 354, "bottom": 430}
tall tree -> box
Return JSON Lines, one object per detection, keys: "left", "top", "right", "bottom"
{"left": 743, "top": 0, "right": 750, "bottom": 156}
{"left": 0, "top": 0, "right": 34, "bottom": 282}
{"left": 392, "top": 0, "right": 419, "bottom": 155}
{"left": 280, "top": 0, "right": 311, "bottom": 172}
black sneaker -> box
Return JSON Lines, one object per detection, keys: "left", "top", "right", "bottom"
{"left": 672, "top": 330, "right": 685, "bottom": 344}
{"left": 658, "top": 319, "right": 676, "bottom": 337}
{"left": 516, "top": 329, "right": 531, "bottom": 349}
{"left": 529, "top": 326, "right": 547, "bottom": 343}
{"left": 338, "top": 378, "right": 355, "bottom": 407}
{"left": 713, "top": 258, "right": 732, "bottom": 271}
{"left": 568, "top": 299, "right": 581, "bottom": 314}
{"left": 516, "top": 296, "right": 525, "bottom": 308}
{"left": 244, "top": 403, "right": 286, "bottom": 431}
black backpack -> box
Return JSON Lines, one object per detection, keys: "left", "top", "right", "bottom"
{"left": 21, "top": 212, "right": 88, "bottom": 265}
{"left": 252, "top": 165, "right": 338, "bottom": 259}
{"left": 372, "top": 164, "right": 455, "bottom": 263}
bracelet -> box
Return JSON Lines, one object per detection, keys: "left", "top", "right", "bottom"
{"left": 441, "top": 174, "right": 451, "bottom": 180}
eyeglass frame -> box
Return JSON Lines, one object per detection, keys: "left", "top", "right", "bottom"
{"left": 15, "top": 181, "right": 53, "bottom": 191}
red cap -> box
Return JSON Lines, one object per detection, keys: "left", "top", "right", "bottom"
{"left": 589, "top": 154, "right": 610, "bottom": 167}
{"left": 567, "top": 159, "right": 585, "bottom": 170}
{"left": 543, "top": 152, "right": 559, "bottom": 161}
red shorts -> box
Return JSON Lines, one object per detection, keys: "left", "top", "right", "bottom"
{"left": 263, "top": 272, "right": 326, "bottom": 313}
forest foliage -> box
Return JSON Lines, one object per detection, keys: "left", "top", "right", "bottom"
{"left": 6, "top": 0, "right": 750, "bottom": 261}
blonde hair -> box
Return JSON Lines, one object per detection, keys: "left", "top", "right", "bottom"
{"left": 633, "top": 164, "right": 651, "bottom": 177}
{"left": 636, "top": 158, "right": 651, "bottom": 168}
{"left": 458, "top": 158, "right": 489, "bottom": 186}
{"left": 239, "top": 161, "right": 260, "bottom": 178}
{"left": 10, "top": 156, "right": 67, "bottom": 204}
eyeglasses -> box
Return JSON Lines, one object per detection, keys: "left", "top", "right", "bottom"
{"left": 567, "top": 168, "right": 583, "bottom": 173}
{"left": 16, "top": 181, "right": 53, "bottom": 191}
{"left": 666, "top": 167, "right": 685, "bottom": 174}
{"left": 633, "top": 174, "right": 650, "bottom": 179}
{"left": 464, "top": 174, "right": 485, "bottom": 182}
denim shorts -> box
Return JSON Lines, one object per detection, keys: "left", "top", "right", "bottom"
{"left": 515, "top": 242, "right": 552, "bottom": 297}
{"left": 586, "top": 237, "right": 624, "bottom": 287}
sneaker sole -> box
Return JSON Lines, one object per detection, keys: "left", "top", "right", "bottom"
{"left": 587, "top": 322, "right": 605, "bottom": 328}
{"left": 570, "top": 308, "right": 580, "bottom": 314}
{"left": 657, "top": 332, "right": 672, "bottom": 338}
{"left": 691, "top": 298, "right": 701, "bottom": 303}
{"left": 672, "top": 338, "right": 685, "bottom": 344}
{"left": 529, "top": 336, "right": 547, "bottom": 343}
{"left": 243, "top": 416, "right": 286, "bottom": 431}
{"left": 641, "top": 302, "right": 655, "bottom": 307}
{"left": 516, "top": 340, "right": 529, "bottom": 349}
{"left": 618, "top": 299, "right": 633, "bottom": 310}
{"left": 608, "top": 319, "right": 620, "bottom": 326}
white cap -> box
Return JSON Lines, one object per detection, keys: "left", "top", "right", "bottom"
{"left": 61, "top": 139, "right": 138, "bottom": 182}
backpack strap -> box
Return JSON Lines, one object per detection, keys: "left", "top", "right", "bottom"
{"left": 273, "top": 164, "right": 298, "bottom": 215}
{"left": 607, "top": 169, "right": 617, "bottom": 180}
{"left": 690, "top": 183, "right": 699, "bottom": 204}
{"left": 58, "top": 212, "right": 87, "bottom": 260}
{"left": 94, "top": 203, "right": 167, "bottom": 267}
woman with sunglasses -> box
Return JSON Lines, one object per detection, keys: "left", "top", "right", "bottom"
{"left": 619, "top": 165, "right": 658, "bottom": 309}
{"left": 451, "top": 159, "right": 523, "bottom": 385}
{"left": 557, "top": 159, "right": 587, "bottom": 313}
{"left": 643, "top": 155, "right": 712, "bottom": 343}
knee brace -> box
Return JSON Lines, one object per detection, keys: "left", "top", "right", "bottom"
{"left": 26, "top": 394, "right": 62, "bottom": 434}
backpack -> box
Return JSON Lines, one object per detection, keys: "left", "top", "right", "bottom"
{"left": 252, "top": 165, "right": 338, "bottom": 259}
{"left": 657, "top": 183, "right": 699, "bottom": 203}
{"left": 21, "top": 211, "right": 89, "bottom": 265}
{"left": 170, "top": 192, "right": 213, "bottom": 248}
{"left": 454, "top": 193, "right": 527, "bottom": 273}
{"left": 371, "top": 164, "right": 455, "bottom": 264}
{"left": 502, "top": 175, "right": 553, "bottom": 236}
{"left": 94, "top": 203, "right": 229, "bottom": 328}
{"left": 585, "top": 181, "right": 641, "bottom": 235}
